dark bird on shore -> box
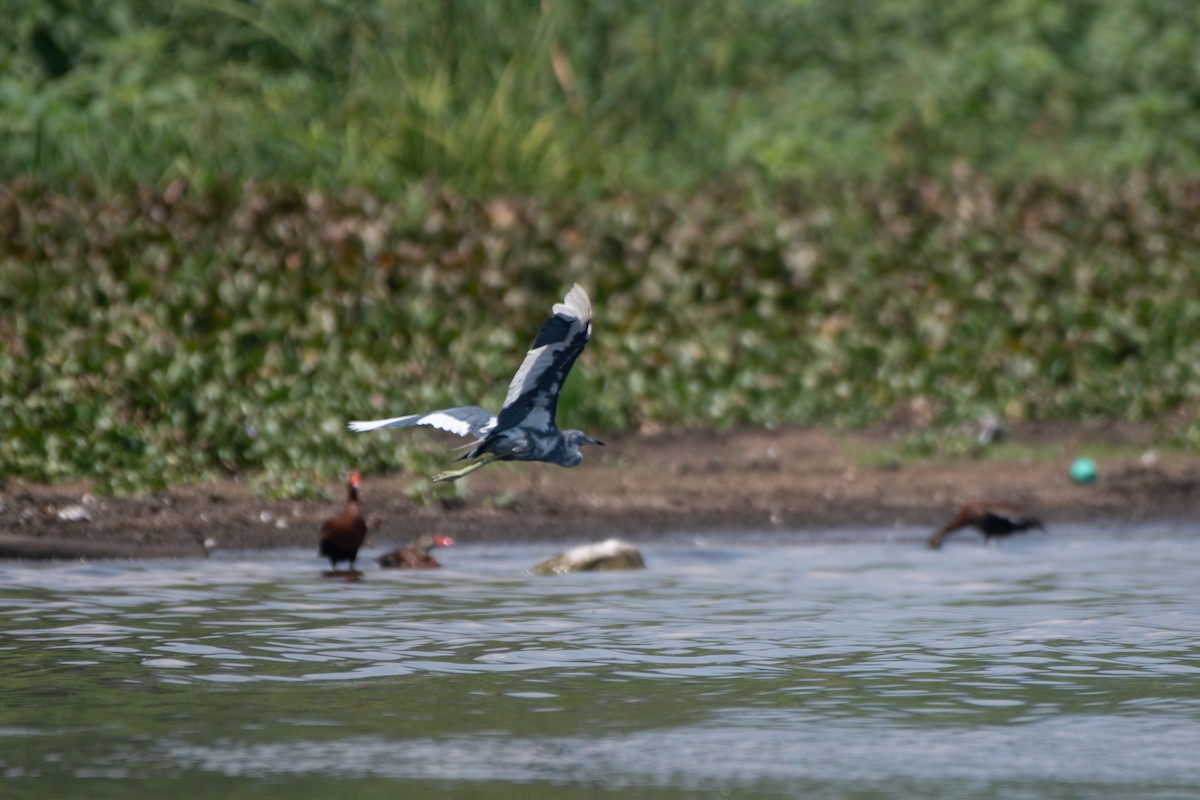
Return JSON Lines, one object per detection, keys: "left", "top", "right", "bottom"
{"left": 927, "top": 501, "right": 1046, "bottom": 550}
{"left": 348, "top": 284, "right": 603, "bottom": 483}
{"left": 377, "top": 534, "right": 456, "bottom": 569}
{"left": 318, "top": 471, "right": 368, "bottom": 574}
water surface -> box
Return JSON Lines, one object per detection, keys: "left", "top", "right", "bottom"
{"left": 3, "top": 524, "right": 1199, "bottom": 798}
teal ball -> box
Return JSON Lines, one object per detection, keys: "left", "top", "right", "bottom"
{"left": 1069, "top": 457, "right": 1098, "bottom": 484}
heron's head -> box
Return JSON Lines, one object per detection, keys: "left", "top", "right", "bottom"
{"left": 564, "top": 430, "right": 604, "bottom": 449}
{"left": 561, "top": 430, "right": 604, "bottom": 466}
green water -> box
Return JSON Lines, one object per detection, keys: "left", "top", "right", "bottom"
{"left": 3, "top": 529, "right": 1200, "bottom": 798}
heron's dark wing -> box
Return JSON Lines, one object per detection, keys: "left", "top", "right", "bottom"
{"left": 348, "top": 406, "right": 497, "bottom": 439}
{"left": 494, "top": 284, "right": 592, "bottom": 433}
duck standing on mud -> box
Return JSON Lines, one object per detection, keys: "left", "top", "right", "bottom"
{"left": 926, "top": 501, "right": 1046, "bottom": 549}
{"left": 377, "top": 534, "right": 455, "bottom": 569}
{"left": 319, "top": 471, "right": 368, "bottom": 574}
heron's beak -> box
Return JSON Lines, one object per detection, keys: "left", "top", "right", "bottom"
{"left": 587, "top": 436, "right": 605, "bottom": 447}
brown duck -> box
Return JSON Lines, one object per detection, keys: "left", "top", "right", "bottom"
{"left": 377, "top": 534, "right": 455, "bottom": 569}
{"left": 318, "top": 471, "right": 368, "bottom": 573}
{"left": 927, "top": 501, "right": 1046, "bottom": 550}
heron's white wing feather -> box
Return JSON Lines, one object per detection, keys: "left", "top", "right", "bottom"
{"left": 550, "top": 283, "right": 591, "bottom": 323}
{"left": 348, "top": 406, "right": 496, "bottom": 438}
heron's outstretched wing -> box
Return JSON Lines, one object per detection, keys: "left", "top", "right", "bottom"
{"left": 348, "top": 406, "right": 497, "bottom": 439}
{"left": 493, "top": 284, "right": 592, "bottom": 433}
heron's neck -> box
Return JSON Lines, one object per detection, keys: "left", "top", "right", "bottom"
{"left": 560, "top": 441, "right": 583, "bottom": 466}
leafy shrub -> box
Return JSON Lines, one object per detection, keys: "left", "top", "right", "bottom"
{"left": 2, "top": 173, "right": 1198, "bottom": 491}
{"left": 3, "top": 2, "right": 1200, "bottom": 194}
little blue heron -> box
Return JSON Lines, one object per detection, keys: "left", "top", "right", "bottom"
{"left": 348, "top": 284, "right": 603, "bottom": 482}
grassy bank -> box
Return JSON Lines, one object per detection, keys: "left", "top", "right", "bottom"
{"left": 2, "top": 174, "right": 1199, "bottom": 492}
{"left": 4, "top": 1, "right": 1199, "bottom": 194}
{"left": 4, "top": 2, "right": 1200, "bottom": 494}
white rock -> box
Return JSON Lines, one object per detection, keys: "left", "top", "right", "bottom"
{"left": 531, "top": 538, "right": 646, "bottom": 575}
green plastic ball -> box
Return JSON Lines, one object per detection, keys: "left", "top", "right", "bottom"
{"left": 1069, "top": 457, "right": 1098, "bottom": 484}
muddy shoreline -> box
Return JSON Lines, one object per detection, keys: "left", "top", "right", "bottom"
{"left": 2, "top": 424, "right": 1197, "bottom": 561}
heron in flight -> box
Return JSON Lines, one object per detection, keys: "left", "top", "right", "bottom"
{"left": 348, "top": 284, "right": 603, "bottom": 483}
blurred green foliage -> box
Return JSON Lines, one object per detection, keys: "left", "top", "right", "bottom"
{"left": 3, "top": 2, "right": 1200, "bottom": 492}
{"left": 3, "top": 1, "right": 1200, "bottom": 192}
{"left": 2, "top": 175, "right": 1199, "bottom": 490}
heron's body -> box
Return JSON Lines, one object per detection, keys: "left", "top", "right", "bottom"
{"left": 927, "top": 501, "right": 1045, "bottom": 550}
{"left": 465, "top": 426, "right": 589, "bottom": 466}
{"left": 349, "top": 285, "right": 603, "bottom": 482}
{"left": 319, "top": 472, "right": 367, "bottom": 572}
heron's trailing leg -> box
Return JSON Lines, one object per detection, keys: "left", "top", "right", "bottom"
{"left": 431, "top": 454, "right": 500, "bottom": 483}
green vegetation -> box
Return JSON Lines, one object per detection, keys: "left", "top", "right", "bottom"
{"left": 4, "top": 1, "right": 1200, "bottom": 192}
{"left": 2, "top": 2, "right": 1199, "bottom": 492}
{"left": 3, "top": 175, "right": 1199, "bottom": 491}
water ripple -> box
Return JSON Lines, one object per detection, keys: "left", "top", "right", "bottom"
{"left": 2, "top": 527, "right": 1200, "bottom": 795}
